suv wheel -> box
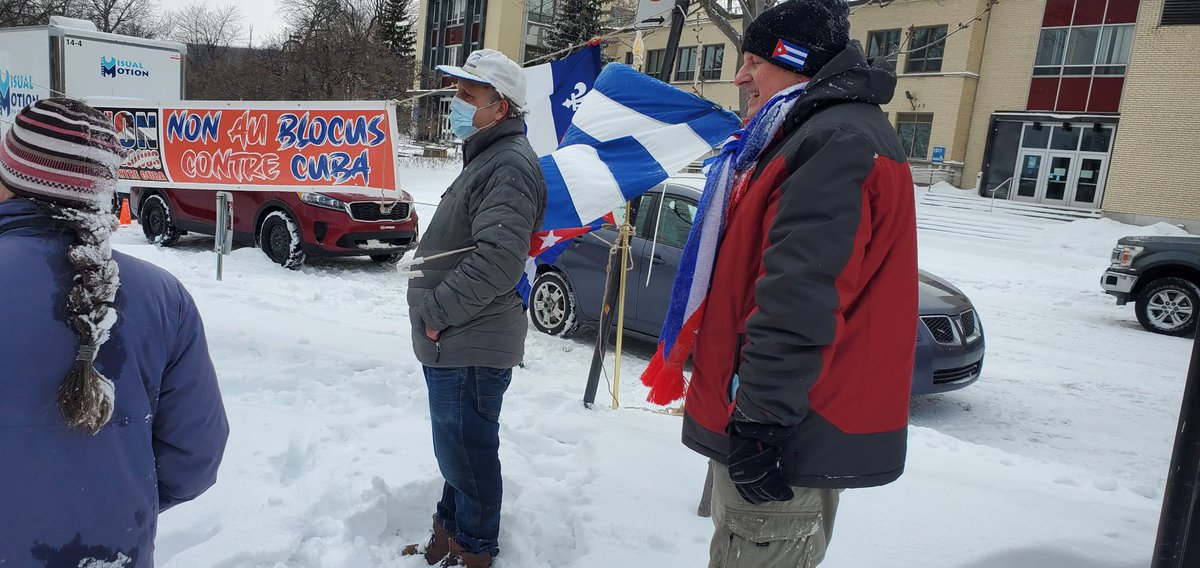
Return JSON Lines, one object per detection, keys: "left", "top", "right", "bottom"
{"left": 530, "top": 271, "right": 579, "bottom": 337}
{"left": 1135, "top": 277, "right": 1198, "bottom": 337}
{"left": 259, "top": 211, "right": 305, "bottom": 270}
{"left": 140, "top": 194, "right": 180, "bottom": 247}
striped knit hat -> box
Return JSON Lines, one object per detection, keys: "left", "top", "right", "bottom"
{"left": 0, "top": 98, "right": 126, "bottom": 209}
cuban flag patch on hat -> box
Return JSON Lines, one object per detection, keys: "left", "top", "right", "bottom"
{"left": 772, "top": 38, "right": 809, "bottom": 69}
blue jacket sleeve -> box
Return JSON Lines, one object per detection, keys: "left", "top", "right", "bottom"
{"left": 154, "top": 288, "right": 229, "bottom": 511}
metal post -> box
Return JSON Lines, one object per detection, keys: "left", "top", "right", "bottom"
{"left": 657, "top": 0, "right": 692, "bottom": 84}
{"left": 214, "top": 192, "right": 233, "bottom": 281}
{"left": 1152, "top": 331, "right": 1200, "bottom": 568}
{"left": 989, "top": 177, "right": 1012, "bottom": 214}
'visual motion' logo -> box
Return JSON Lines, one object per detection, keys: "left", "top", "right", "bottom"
{"left": 0, "top": 71, "right": 9, "bottom": 115}
{"left": 100, "top": 56, "right": 149, "bottom": 79}
{"left": 0, "top": 69, "right": 39, "bottom": 117}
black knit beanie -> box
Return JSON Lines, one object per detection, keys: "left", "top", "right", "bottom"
{"left": 742, "top": 0, "right": 851, "bottom": 78}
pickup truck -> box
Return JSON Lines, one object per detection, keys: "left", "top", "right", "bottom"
{"left": 1102, "top": 235, "right": 1200, "bottom": 336}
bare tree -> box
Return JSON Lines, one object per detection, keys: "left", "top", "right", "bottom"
{"left": 167, "top": 2, "right": 247, "bottom": 98}
{"left": 169, "top": 2, "right": 246, "bottom": 48}
{"left": 1, "top": 0, "right": 80, "bottom": 28}
{"left": 80, "top": 0, "right": 159, "bottom": 34}
{"left": 269, "top": 0, "right": 413, "bottom": 99}
{"left": 161, "top": 0, "right": 414, "bottom": 104}
{"left": 697, "top": 0, "right": 763, "bottom": 49}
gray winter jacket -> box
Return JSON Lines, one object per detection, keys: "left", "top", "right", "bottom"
{"left": 407, "top": 118, "right": 547, "bottom": 369}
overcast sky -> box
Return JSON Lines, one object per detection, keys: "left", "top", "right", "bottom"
{"left": 155, "top": 0, "right": 287, "bottom": 45}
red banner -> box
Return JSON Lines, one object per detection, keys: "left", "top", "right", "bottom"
{"left": 98, "top": 102, "right": 400, "bottom": 193}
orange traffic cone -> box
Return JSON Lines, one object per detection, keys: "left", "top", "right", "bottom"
{"left": 119, "top": 198, "right": 132, "bottom": 225}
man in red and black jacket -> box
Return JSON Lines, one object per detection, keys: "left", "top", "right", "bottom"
{"left": 688, "top": 1, "right": 918, "bottom": 566}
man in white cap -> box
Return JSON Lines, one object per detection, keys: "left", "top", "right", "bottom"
{"left": 404, "top": 49, "right": 547, "bottom": 568}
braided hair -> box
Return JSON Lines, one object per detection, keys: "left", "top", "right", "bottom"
{"left": 0, "top": 98, "right": 127, "bottom": 435}
{"left": 44, "top": 202, "right": 121, "bottom": 434}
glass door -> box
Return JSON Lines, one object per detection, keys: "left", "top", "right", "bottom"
{"left": 1042, "top": 153, "right": 1074, "bottom": 206}
{"left": 1070, "top": 156, "right": 1106, "bottom": 209}
{"left": 1014, "top": 152, "right": 1045, "bottom": 202}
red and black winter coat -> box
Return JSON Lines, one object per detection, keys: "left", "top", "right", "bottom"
{"left": 683, "top": 43, "right": 918, "bottom": 489}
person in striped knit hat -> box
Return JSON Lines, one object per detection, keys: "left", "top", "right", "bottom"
{"left": 0, "top": 98, "right": 229, "bottom": 567}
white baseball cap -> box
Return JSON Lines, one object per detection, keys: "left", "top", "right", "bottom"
{"left": 437, "top": 49, "right": 528, "bottom": 111}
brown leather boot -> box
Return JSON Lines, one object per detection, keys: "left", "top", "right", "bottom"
{"left": 400, "top": 515, "right": 454, "bottom": 565}
{"left": 445, "top": 539, "right": 493, "bottom": 568}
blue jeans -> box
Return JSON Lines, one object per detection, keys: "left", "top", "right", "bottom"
{"left": 423, "top": 366, "right": 512, "bottom": 556}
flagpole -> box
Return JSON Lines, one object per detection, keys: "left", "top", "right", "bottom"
{"left": 611, "top": 218, "right": 634, "bottom": 409}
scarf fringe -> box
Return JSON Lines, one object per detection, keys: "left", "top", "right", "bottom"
{"left": 641, "top": 302, "right": 707, "bottom": 405}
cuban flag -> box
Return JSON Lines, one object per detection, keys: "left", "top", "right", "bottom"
{"left": 516, "top": 213, "right": 614, "bottom": 303}
{"left": 524, "top": 45, "right": 604, "bottom": 158}
{"left": 517, "top": 63, "right": 741, "bottom": 305}
{"left": 771, "top": 38, "right": 809, "bottom": 69}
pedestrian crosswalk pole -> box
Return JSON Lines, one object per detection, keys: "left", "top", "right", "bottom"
{"left": 1152, "top": 331, "right": 1200, "bottom": 568}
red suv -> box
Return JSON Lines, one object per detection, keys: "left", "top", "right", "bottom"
{"left": 129, "top": 187, "right": 419, "bottom": 268}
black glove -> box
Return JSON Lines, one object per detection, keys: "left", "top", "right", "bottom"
{"left": 727, "top": 419, "right": 795, "bottom": 505}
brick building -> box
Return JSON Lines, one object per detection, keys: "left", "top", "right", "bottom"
{"left": 413, "top": 0, "right": 1200, "bottom": 229}
{"left": 412, "top": 0, "right": 556, "bottom": 139}
{"left": 605, "top": 0, "right": 1200, "bottom": 230}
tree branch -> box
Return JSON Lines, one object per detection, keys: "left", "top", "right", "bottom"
{"left": 699, "top": 0, "right": 742, "bottom": 47}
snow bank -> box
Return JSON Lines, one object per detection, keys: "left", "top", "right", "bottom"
{"left": 1039, "top": 218, "right": 1191, "bottom": 259}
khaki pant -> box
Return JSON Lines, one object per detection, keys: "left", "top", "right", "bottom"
{"left": 708, "top": 461, "right": 841, "bottom": 568}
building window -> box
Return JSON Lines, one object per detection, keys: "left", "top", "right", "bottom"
{"left": 527, "top": 0, "right": 554, "bottom": 24}
{"left": 645, "top": 49, "right": 665, "bottom": 77}
{"left": 905, "top": 26, "right": 946, "bottom": 73}
{"left": 1034, "top": 24, "right": 1134, "bottom": 77}
{"left": 1095, "top": 25, "right": 1134, "bottom": 74}
{"left": 896, "top": 113, "right": 933, "bottom": 159}
{"left": 1162, "top": 0, "right": 1200, "bottom": 25}
{"left": 1063, "top": 26, "right": 1100, "bottom": 73}
{"left": 1033, "top": 28, "right": 1068, "bottom": 75}
{"left": 625, "top": 52, "right": 633, "bottom": 65}
{"left": 701, "top": 45, "right": 724, "bottom": 80}
{"left": 867, "top": 29, "right": 901, "bottom": 67}
{"left": 445, "top": 44, "right": 462, "bottom": 67}
{"left": 448, "top": 0, "right": 466, "bottom": 25}
{"left": 676, "top": 46, "right": 697, "bottom": 82}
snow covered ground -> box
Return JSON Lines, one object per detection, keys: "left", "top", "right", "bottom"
{"left": 109, "top": 162, "right": 1197, "bottom": 568}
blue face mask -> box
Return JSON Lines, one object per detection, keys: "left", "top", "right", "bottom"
{"left": 449, "top": 96, "right": 500, "bottom": 141}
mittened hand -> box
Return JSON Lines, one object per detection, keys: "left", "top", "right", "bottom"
{"left": 727, "top": 419, "right": 796, "bottom": 505}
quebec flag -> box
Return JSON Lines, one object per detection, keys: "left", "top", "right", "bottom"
{"left": 524, "top": 46, "right": 603, "bottom": 158}
{"left": 517, "top": 63, "right": 742, "bottom": 305}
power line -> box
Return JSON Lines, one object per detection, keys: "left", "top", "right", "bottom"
{"left": 882, "top": 0, "right": 997, "bottom": 60}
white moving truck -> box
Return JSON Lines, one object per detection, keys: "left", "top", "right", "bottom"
{"left": 0, "top": 16, "right": 185, "bottom": 131}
